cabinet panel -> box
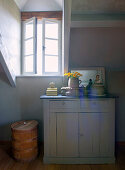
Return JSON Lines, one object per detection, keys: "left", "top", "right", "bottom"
{"left": 79, "top": 112, "right": 114, "bottom": 158}
{"left": 100, "top": 113, "right": 114, "bottom": 157}
{"left": 49, "top": 113, "right": 57, "bottom": 156}
{"left": 79, "top": 113, "right": 100, "bottom": 157}
{"left": 57, "top": 113, "right": 79, "bottom": 157}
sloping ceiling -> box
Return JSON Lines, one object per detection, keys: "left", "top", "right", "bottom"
{"left": 14, "top": 0, "right": 125, "bottom": 13}
{"left": 0, "top": 0, "right": 20, "bottom": 87}
{"left": 14, "top": 0, "right": 62, "bottom": 11}
{"left": 13, "top": 0, "right": 28, "bottom": 9}
{"left": 72, "top": 0, "right": 125, "bottom": 13}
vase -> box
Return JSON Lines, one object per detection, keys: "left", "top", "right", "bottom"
{"left": 68, "top": 78, "right": 79, "bottom": 88}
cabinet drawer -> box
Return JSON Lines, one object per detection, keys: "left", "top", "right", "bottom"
{"left": 80, "top": 100, "right": 113, "bottom": 112}
{"left": 50, "top": 100, "right": 78, "bottom": 110}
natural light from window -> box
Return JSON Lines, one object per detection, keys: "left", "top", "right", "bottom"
{"left": 45, "top": 21, "right": 59, "bottom": 73}
{"left": 24, "top": 21, "right": 34, "bottom": 73}
{"left": 22, "top": 18, "right": 61, "bottom": 75}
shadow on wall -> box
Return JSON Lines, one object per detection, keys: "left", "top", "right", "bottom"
{"left": 0, "top": 64, "right": 10, "bottom": 86}
{"left": 1, "top": 70, "right": 125, "bottom": 141}
{"left": 16, "top": 77, "right": 64, "bottom": 141}
{"left": 0, "top": 75, "right": 65, "bottom": 142}
{"left": 0, "top": 123, "right": 12, "bottom": 141}
{"left": 106, "top": 70, "right": 125, "bottom": 141}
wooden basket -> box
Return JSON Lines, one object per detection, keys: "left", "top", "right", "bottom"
{"left": 11, "top": 120, "right": 38, "bottom": 162}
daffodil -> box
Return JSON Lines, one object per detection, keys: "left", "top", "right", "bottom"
{"left": 73, "top": 74, "right": 76, "bottom": 77}
{"left": 64, "top": 72, "right": 82, "bottom": 78}
{"left": 64, "top": 73, "right": 68, "bottom": 76}
{"left": 67, "top": 72, "right": 71, "bottom": 77}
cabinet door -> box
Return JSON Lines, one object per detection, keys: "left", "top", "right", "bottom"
{"left": 56, "top": 113, "right": 79, "bottom": 157}
{"left": 100, "top": 113, "right": 114, "bottom": 157}
{"left": 79, "top": 113, "right": 114, "bottom": 157}
{"left": 79, "top": 113, "right": 100, "bottom": 157}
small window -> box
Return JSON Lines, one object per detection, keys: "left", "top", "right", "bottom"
{"left": 22, "top": 17, "right": 62, "bottom": 76}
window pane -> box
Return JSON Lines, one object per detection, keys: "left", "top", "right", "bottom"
{"left": 37, "top": 23, "right": 42, "bottom": 74}
{"left": 25, "top": 39, "right": 33, "bottom": 56}
{"left": 24, "top": 55, "right": 33, "bottom": 72}
{"left": 45, "top": 39, "right": 58, "bottom": 55}
{"left": 25, "top": 21, "right": 33, "bottom": 39}
{"left": 45, "top": 21, "right": 58, "bottom": 39}
{"left": 45, "top": 55, "right": 58, "bottom": 72}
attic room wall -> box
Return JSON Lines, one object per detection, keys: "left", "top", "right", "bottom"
{"left": 70, "top": 27, "right": 125, "bottom": 141}
{"left": 0, "top": 0, "right": 21, "bottom": 76}
{"left": 22, "top": 0, "right": 62, "bottom": 11}
{"left": 0, "top": 0, "right": 21, "bottom": 140}
{"left": 0, "top": 0, "right": 65, "bottom": 142}
{"left": 0, "top": 77, "right": 63, "bottom": 141}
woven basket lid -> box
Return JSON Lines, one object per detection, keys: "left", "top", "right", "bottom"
{"left": 11, "top": 120, "right": 38, "bottom": 131}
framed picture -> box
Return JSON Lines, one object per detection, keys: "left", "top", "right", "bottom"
{"left": 71, "top": 67, "right": 105, "bottom": 87}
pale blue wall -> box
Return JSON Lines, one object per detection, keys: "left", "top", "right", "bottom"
{"left": 0, "top": 76, "right": 64, "bottom": 141}
{"left": 0, "top": 71, "right": 125, "bottom": 142}
{"left": 0, "top": 0, "right": 125, "bottom": 143}
{"left": 70, "top": 27, "right": 125, "bottom": 141}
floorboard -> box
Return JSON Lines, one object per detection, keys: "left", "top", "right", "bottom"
{"left": 0, "top": 143, "right": 124, "bottom": 170}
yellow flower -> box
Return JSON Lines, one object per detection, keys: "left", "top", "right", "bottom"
{"left": 64, "top": 73, "right": 68, "bottom": 76}
{"left": 67, "top": 72, "right": 71, "bottom": 77}
{"left": 73, "top": 74, "right": 76, "bottom": 77}
{"left": 64, "top": 72, "right": 82, "bottom": 78}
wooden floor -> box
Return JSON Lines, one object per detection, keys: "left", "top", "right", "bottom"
{"left": 0, "top": 143, "right": 125, "bottom": 170}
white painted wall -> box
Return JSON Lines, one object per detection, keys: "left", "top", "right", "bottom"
{"left": 72, "top": 0, "right": 125, "bottom": 13}
{"left": 107, "top": 71, "right": 125, "bottom": 141}
{"left": 0, "top": 77, "right": 64, "bottom": 141}
{"left": 0, "top": 0, "right": 125, "bottom": 142}
{"left": 22, "top": 0, "right": 62, "bottom": 11}
{"left": 0, "top": 72, "right": 125, "bottom": 142}
{"left": 0, "top": 0, "right": 21, "bottom": 84}
{"left": 63, "top": 0, "right": 72, "bottom": 73}
{"left": 69, "top": 27, "right": 125, "bottom": 141}
{"left": 70, "top": 28, "right": 125, "bottom": 70}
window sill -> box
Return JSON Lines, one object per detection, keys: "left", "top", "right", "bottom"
{"left": 16, "top": 75, "right": 64, "bottom": 78}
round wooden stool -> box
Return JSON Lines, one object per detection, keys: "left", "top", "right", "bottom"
{"left": 11, "top": 120, "right": 38, "bottom": 162}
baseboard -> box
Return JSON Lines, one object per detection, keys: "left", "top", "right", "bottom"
{"left": 0, "top": 140, "right": 125, "bottom": 146}
{"left": 0, "top": 141, "right": 11, "bottom": 145}
{"left": 116, "top": 142, "right": 125, "bottom": 146}
{"left": 44, "top": 157, "right": 115, "bottom": 164}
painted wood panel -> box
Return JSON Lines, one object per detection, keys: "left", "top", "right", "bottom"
{"left": 43, "top": 98, "right": 115, "bottom": 164}
{"left": 57, "top": 113, "right": 79, "bottom": 157}
{"left": 100, "top": 113, "right": 115, "bottom": 157}
{"left": 79, "top": 113, "right": 100, "bottom": 157}
{"left": 49, "top": 112, "right": 57, "bottom": 156}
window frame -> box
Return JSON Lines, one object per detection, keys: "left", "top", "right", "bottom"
{"left": 22, "top": 17, "right": 37, "bottom": 75}
{"left": 21, "top": 17, "right": 62, "bottom": 76}
{"left": 42, "top": 18, "right": 62, "bottom": 76}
